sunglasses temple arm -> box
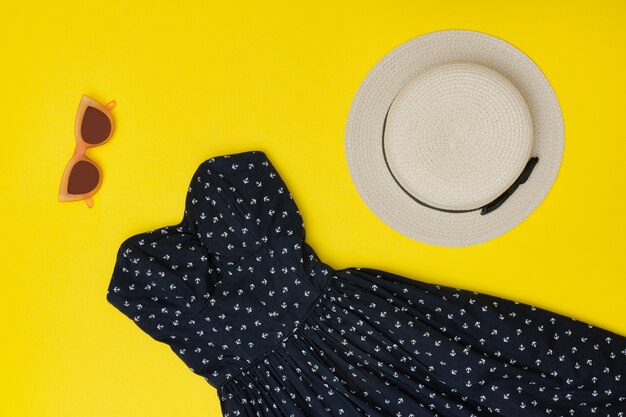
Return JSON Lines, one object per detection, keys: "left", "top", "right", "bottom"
{"left": 105, "top": 100, "right": 116, "bottom": 111}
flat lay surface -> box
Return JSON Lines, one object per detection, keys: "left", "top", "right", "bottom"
{"left": 1, "top": 1, "right": 626, "bottom": 416}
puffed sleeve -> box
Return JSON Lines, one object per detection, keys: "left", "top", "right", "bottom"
{"left": 185, "top": 151, "right": 306, "bottom": 267}
{"left": 105, "top": 224, "right": 217, "bottom": 342}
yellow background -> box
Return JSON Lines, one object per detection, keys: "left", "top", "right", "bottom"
{"left": 1, "top": 1, "right": 625, "bottom": 415}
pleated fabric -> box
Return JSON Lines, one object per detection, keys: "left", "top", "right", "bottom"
{"left": 219, "top": 267, "right": 626, "bottom": 416}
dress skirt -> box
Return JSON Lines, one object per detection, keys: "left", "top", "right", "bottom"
{"left": 218, "top": 267, "right": 626, "bottom": 416}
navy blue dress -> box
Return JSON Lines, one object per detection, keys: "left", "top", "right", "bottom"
{"left": 106, "top": 150, "right": 626, "bottom": 416}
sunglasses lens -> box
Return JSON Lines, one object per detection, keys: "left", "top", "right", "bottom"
{"left": 81, "top": 106, "right": 112, "bottom": 144}
{"left": 68, "top": 160, "right": 100, "bottom": 195}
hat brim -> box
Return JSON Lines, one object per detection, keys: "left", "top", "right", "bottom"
{"left": 345, "top": 30, "right": 564, "bottom": 247}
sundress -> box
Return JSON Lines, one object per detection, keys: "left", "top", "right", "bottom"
{"left": 106, "top": 150, "right": 626, "bottom": 416}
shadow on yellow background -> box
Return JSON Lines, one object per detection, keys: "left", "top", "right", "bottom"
{"left": 1, "top": 1, "right": 625, "bottom": 416}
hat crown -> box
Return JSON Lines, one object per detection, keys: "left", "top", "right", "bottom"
{"left": 383, "top": 63, "right": 533, "bottom": 211}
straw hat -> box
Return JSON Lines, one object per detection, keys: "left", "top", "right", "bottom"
{"left": 345, "top": 30, "right": 564, "bottom": 247}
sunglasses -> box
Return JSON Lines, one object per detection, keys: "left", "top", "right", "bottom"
{"left": 58, "top": 94, "right": 116, "bottom": 208}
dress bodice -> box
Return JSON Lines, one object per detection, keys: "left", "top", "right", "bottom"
{"left": 106, "top": 151, "right": 334, "bottom": 388}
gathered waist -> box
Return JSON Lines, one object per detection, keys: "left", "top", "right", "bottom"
{"left": 217, "top": 271, "right": 338, "bottom": 392}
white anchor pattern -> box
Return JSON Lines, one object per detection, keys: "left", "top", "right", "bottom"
{"left": 106, "top": 150, "right": 626, "bottom": 416}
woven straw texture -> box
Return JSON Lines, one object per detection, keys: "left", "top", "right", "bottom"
{"left": 345, "top": 30, "right": 564, "bottom": 247}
